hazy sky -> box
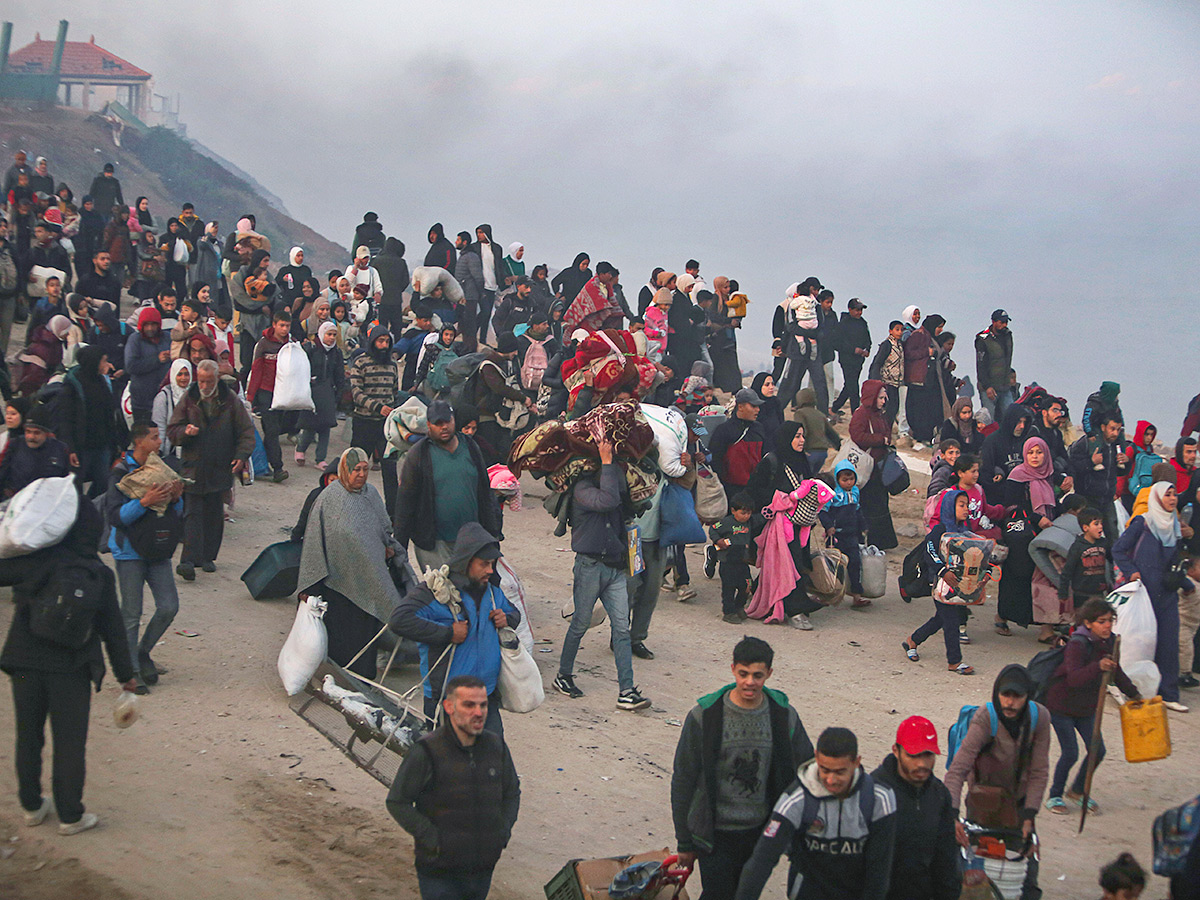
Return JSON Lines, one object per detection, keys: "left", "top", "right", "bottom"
{"left": 7, "top": 2, "right": 1199, "bottom": 427}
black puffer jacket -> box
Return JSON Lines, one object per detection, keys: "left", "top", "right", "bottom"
{"left": 373, "top": 237, "right": 410, "bottom": 309}
{"left": 870, "top": 754, "right": 960, "bottom": 900}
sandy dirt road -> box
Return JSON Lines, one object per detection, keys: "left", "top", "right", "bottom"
{"left": 0, "top": 424, "right": 1194, "bottom": 899}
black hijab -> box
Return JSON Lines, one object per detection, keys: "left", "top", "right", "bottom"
{"left": 773, "top": 421, "right": 813, "bottom": 481}
{"left": 136, "top": 196, "right": 153, "bottom": 228}
{"left": 751, "top": 372, "right": 784, "bottom": 443}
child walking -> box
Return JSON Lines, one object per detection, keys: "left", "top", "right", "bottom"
{"left": 710, "top": 492, "right": 755, "bottom": 624}
{"left": 1043, "top": 598, "right": 1140, "bottom": 815}
{"left": 1057, "top": 507, "right": 1113, "bottom": 608}
{"left": 819, "top": 461, "right": 870, "bottom": 608}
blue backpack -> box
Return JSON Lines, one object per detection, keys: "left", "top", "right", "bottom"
{"left": 946, "top": 701, "right": 1040, "bottom": 770}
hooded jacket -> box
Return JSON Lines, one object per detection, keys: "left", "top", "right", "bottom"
{"left": 974, "top": 324, "right": 1013, "bottom": 394}
{"left": 869, "top": 754, "right": 960, "bottom": 900}
{"left": 124, "top": 309, "right": 172, "bottom": 410}
{"left": 395, "top": 433, "right": 499, "bottom": 552}
{"left": 468, "top": 225, "right": 509, "bottom": 292}
{"left": 351, "top": 214, "right": 386, "bottom": 257}
{"left": 979, "top": 403, "right": 1032, "bottom": 503}
{"left": 389, "top": 522, "right": 519, "bottom": 697}
{"left": 850, "top": 380, "right": 891, "bottom": 462}
{"left": 348, "top": 324, "right": 398, "bottom": 419}
{"left": 943, "top": 664, "right": 1051, "bottom": 824}
{"left": 671, "top": 685, "right": 813, "bottom": 854}
{"left": 1081, "top": 382, "right": 1122, "bottom": 436}
{"left": 374, "top": 238, "right": 410, "bottom": 311}
{"left": 734, "top": 760, "right": 897, "bottom": 900}
{"left": 423, "top": 223, "right": 456, "bottom": 272}
{"left": 836, "top": 312, "right": 871, "bottom": 366}
{"left": 793, "top": 388, "right": 840, "bottom": 452}
{"left": 1045, "top": 626, "right": 1138, "bottom": 718}
{"left": 454, "top": 244, "right": 485, "bottom": 307}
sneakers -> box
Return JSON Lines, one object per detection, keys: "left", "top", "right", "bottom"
{"left": 176, "top": 562, "right": 196, "bottom": 582}
{"left": 1163, "top": 700, "right": 1190, "bottom": 713}
{"left": 24, "top": 798, "right": 51, "bottom": 827}
{"left": 58, "top": 812, "right": 98, "bottom": 836}
{"left": 294, "top": 451, "right": 306, "bottom": 466}
{"left": 788, "top": 614, "right": 814, "bottom": 631}
{"left": 553, "top": 674, "right": 584, "bottom": 699}
{"left": 272, "top": 469, "right": 289, "bottom": 483}
{"left": 201, "top": 561, "right": 216, "bottom": 573}
{"left": 678, "top": 584, "right": 697, "bottom": 602}
{"left": 617, "top": 687, "right": 651, "bottom": 711}
{"left": 704, "top": 546, "right": 717, "bottom": 579}
{"left": 630, "top": 642, "right": 655, "bottom": 660}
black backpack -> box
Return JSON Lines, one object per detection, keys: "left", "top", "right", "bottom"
{"left": 125, "top": 506, "right": 183, "bottom": 562}
{"left": 27, "top": 561, "right": 107, "bottom": 650}
{"left": 1028, "top": 632, "right": 1087, "bottom": 702}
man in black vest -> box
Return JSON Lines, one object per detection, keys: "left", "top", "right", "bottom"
{"left": 387, "top": 675, "right": 520, "bottom": 900}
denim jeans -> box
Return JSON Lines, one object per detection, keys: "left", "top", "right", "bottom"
{"left": 116, "top": 557, "right": 180, "bottom": 666}
{"left": 416, "top": 869, "right": 493, "bottom": 900}
{"left": 627, "top": 540, "right": 666, "bottom": 644}
{"left": 560, "top": 555, "right": 634, "bottom": 692}
{"left": 1050, "top": 711, "right": 1104, "bottom": 798}
{"left": 806, "top": 450, "right": 828, "bottom": 474}
{"left": 297, "top": 427, "right": 330, "bottom": 463}
{"left": 981, "top": 386, "right": 1014, "bottom": 424}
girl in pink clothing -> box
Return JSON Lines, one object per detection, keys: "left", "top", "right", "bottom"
{"left": 644, "top": 288, "right": 672, "bottom": 359}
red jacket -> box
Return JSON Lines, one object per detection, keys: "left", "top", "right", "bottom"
{"left": 247, "top": 328, "right": 288, "bottom": 401}
{"left": 850, "top": 380, "right": 890, "bottom": 462}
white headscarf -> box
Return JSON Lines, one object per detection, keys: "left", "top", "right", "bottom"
{"left": 318, "top": 321, "right": 338, "bottom": 346}
{"left": 901, "top": 305, "right": 920, "bottom": 326}
{"left": 169, "top": 359, "right": 193, "bottom": 404}
{"left": 507, "top": 241, "right": 523, "bottom": 258}
{"left": 289, "top": 246, "right": 304, "bottom": 266}
{"left": 1144, "top": 482, "right": 1181, "bottom": 548}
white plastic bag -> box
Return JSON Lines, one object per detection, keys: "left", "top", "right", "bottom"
{"left": 120, "top": 382, "right": 134, "bottom": 428}
{"left": 860, "top": 545, "right": 887, "bottom": 599}
{"left": 1114, "top": 500, "right": 1130, "bottom": 536}
{"left": 832, "top": 440, "right": 875, "bottom": 485}
{"left": 270, "top": 342, "right": 315, "bottom": 411}
{"left": 492, "top": 595, "right": 543, "bottom": 713}
{"left": 0, "top": 476, "right": 80, "bottom": 558}
{"left": 1110, "top": 581, "right": 1158, "bottom": 675}
{"left": 1122, "top": 660, "right": 1162, "bottom": 700}
{"left": 277, "top": 596, "right": 328, "bottom": 695}
{"left": 640, "top": 403, "right": 688, "bottom": 478}
{"left": 172, "top": 240, "right": 190, "bottom": 264}
{"left": 496, "top": 558, "right": 534, "bottom": 653}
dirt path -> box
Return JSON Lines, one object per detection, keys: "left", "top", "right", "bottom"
{"left": 0, "top": 424, "right": 1195, "bottom": 898}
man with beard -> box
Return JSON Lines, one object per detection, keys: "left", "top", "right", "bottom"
{"left": 349, "top": 324, "right": 400, "bottom": 514}
{"left": 423, "top": 222, "right": 457, "bottom": 272}
{"left": 76, "top": 249, "right": 122, "bottom": 308}
{"left": 395, "top": 400, "right": 498, "bottom": 572}
{"left": 469, "top": 224, "right": 509, "bottom": 346}
{"left": 1028, "top": 394, "right": 1074, "bottom": 494}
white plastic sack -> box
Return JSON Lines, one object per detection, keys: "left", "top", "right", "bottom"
{"left": 497, "top": 558, "right": 534, "bottom": 653}
{"left": 832, "top": 440, "right": 875, "bottom": 485}
{"left": 860, "top": 545, "right": 887, "bottom": 599}
{"left": 27, "top": 265, "right": 66, "bottom": 299}
{"left": 270, "top": 342, "right": 315, "bottom": 411}
{"left": 561, "top": 598, "right": 607, "bottom": 629}
{"left": 1122, "top": 660, "right": 1162, "bottom": 700}
{"left": 172, "top": 240, "right": 190, "bottom": 264}
{"left": 496, "top": 627, "right": 544, "bottom": 713}
{"left": 640, "top": 403, "right": 688, "bottom": 478}
{"left": 1114, "top": 500, "right": 1130, "bottom": 536}
{"left": 0, "top": 476, "right": 80, "bottom": 558}
{"left": 120, "top": 382, "right": 134, "bottom": 428}
{"left": 1110, "top": 581, "right": 1158, "bottom": 675}
{"left": 411, "top": 266, "right": 465, "bottom": 304}
{"left": 277, "top": 596, "right": 328, "bottom": 695}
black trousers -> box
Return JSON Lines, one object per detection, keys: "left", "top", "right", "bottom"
{"left": 321, "top": 587, "right": 381, "bottom": 681}
{"left": 719, "top": 559, "right": 751, "bottom": 615}
{"left": 10, "top": 668, "right": 92, "bottom": 824}
{"left": 259, "top": 406, "right": 284, "bottom": 473}
{"left": 832, "top": 359, "right": 864, "bottom": 412}
{"left": 699, "top": 828, "right": 762, "bottom": 900}
{"left": 351, "top": 416, "right": 398, "bottom": 516}
{"left": 182, "top": 490, "right": 225, "bottom": 565}
{"left": 882, "top": 383, "right": 900, "bottom": 428}
{"left": 239, "top": 329, "right": 256, "bottom": 381}
{"left": 477, "top": 289, "right": 497, "bottom": 344}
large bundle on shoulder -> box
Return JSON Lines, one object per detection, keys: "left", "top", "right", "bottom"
{"left": 559, "top": 329, "right": 658, "bottom": 412}
{"left": 384, "top": 395, "right": 428, "bottom": 459}
{"left": 0, "top": 476, "right": 79, "bottom": 558}
{"left": 410, "top": 266, "right": 464, "bottom": 304}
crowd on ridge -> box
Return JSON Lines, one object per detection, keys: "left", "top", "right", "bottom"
{"left": 1, "top": 150, "right": 1198, "bottom": 900}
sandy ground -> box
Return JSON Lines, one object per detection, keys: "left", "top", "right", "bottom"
{"left": 0, "top": 420, "right": 1196, "bottom": 900}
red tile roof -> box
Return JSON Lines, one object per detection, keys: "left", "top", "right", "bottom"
{"left": 6, "top": 36, "right": 151, "bottom": 81}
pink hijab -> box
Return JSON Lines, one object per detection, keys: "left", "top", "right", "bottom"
{"left": 1007, "top": 436, "right": 1056, "bottom": 516}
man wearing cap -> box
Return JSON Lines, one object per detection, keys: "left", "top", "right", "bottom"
{"left": 832, "top": 298, "right": 872, "bottom": 417}
{"left": 975, "top": 310, "right": 1014, "bottom": 422}
{"left": 0, "top": 402, "right": 72, "bottom": 499}
{"left": 345, "top": 245, "right": 383, "bottom": 312}
{"left": 709, "top": 389, "right": 767, "bottom": 502}
{"left": 871, "top": 717, "right": 960, "bottom": 900}
{"left": 390, "top": 522, "right": 521, "bottom": 734}
{"left": 396, "top": 399, "right": 500, "bottom": 572}
{"left": 386, "top": 674, "right": 521, "bottom": 900}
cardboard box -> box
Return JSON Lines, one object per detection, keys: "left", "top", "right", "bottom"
{"left": 545, "top": 848, "right": 690, "bottom": 900}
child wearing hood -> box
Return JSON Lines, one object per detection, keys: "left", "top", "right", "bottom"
{"left": 819, "top": 461, "right": 870, "bottom": 607}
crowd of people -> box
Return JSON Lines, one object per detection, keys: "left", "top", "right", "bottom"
{"left": 1, "top": 152, "right": 1198, "bottom": 900}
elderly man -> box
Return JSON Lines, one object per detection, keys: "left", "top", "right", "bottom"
{"left": 167, "top": 360, "right": 255, "bottom": 581}
{"left": 389, "top": 523, "right": 521, "bottom": 734}
{"left": 386, "top": 674, "right": 520, "bottom": 900}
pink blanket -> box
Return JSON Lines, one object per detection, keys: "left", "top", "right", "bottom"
{"left": 745, "top": 482, "right": 829, "bottom": 624}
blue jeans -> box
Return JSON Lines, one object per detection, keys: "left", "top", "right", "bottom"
{"left": 981, "top": 386, "right": 1014, "bottom": 424}
{"left": 417, "top": 869, "right": 493, "bottom": 900}
{"left": 560, "top": 555, "right": 634, "bottom": 692}
{"left": 115, "top": 558, "right": 180, "bottom": 667}
{"left": 297, "top": 427, "right": 330, "bottom": 463}
{"left": 806, "top": 450, "right": 828, "bottom": 474}
{"left": 912, "top": 601, "right": 967, "bottom": 666}
{"left": 1050, "top": 711, "right": 1104, "bottom": 798}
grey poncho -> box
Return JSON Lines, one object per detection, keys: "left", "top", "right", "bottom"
{"left": 297, "top": 481, "right": 409, "bottom": 624}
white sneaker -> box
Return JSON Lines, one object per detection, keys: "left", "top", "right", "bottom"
{"left": 788, "top": 614, "right": 814, "bottom": 631}
{"left": 24, "top": 798, "right": 51, "bottom": 827}
{"left": 1163, "top": 700, "right": 1190, "bottom": 713}
{"left": 58, "top": 812, "right": 98, "bottom": 835}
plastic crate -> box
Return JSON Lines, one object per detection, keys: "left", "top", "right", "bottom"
{"left": 544, "top": 860, "right": 585, "bottom": 900}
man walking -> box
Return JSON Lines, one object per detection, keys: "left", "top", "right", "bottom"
{"left": 167, "top": 360, "right": 255, "bottom": 581}
{"left": 709, "top": 389, "right": 766, "bottom": 502}
{"left": 76, "top": 249, "right": 122, "bottom": 309}
{"left": 832, "top": 298, "right": 871, "bottom": 417}
{"left": 734, "top": 726, "right": 897, "bottom": 900}
{"left": 1069, "top": 412, "right": 1129, "bottom": 549}
{"left": 395, "top": 400, "right": 499, "bottom": 572}
{"left": 350, "top": 324, "right": 400, "bottom": 513}
{"left": 246, "top": 309, "right": 294, "bottom": 483}
{"left": 975, "top": 309, "right": 1014, "bottom": 422}
{"left": 105, "top": 423, "right": 184, "bottom": 694}
{"left": 124, "top": 306, "right": 171, "bottom": 424}
{"left": 672, "top": 637, "right": 813, "bottom": 899}
{"left": 386, "top": 675, "right": 520, "bottom": 900}
{"left": 554, "top": 438, "right": 652, "bottom": 711}
{"left": 944, "top": 665, "right": 1051, "bottom": 900}
{"left": 871, "top": 717, "right": 960, "bottom": 900}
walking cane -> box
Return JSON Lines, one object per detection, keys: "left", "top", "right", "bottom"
{"left": 1079, "top": 634, "right": 1120, "bottom": 833}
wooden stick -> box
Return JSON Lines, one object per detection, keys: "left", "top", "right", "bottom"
{"left": 1079, "top": 634, "right": 1120, "bottom": 833}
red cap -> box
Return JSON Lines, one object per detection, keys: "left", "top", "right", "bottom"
{"left": 895, "top": 716, "right": 941, "bottom": 755}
